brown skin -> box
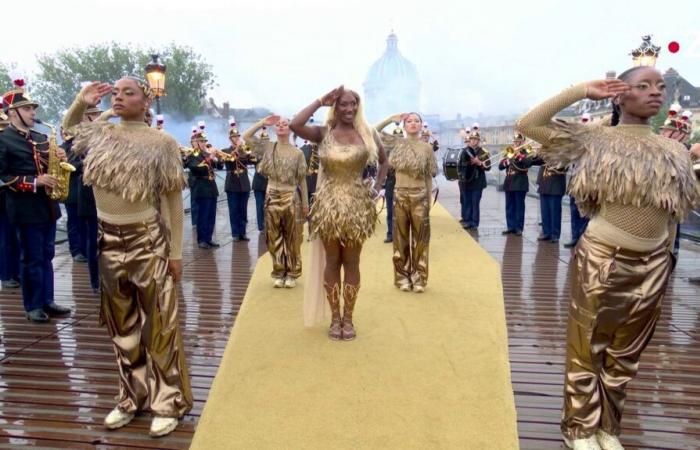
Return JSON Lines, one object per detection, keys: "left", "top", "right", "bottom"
{"left": 585, "top": 68, "right": 664, "bottom": 124}
{"left": 690, "top": 143, "right": 700, "bottom": 160}
{"left": 78, "top": 80, "right": 181, "bottom": 281}
{"left": 289, "top": 86, "right": 389, "bottom": 301}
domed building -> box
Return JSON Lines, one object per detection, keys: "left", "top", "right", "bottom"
{"left": 363, "top": 32, "right": 421, "bottom": 123}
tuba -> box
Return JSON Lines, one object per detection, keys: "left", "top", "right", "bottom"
{"left": 36, "top": 120, "right": 75, "bottom": 202}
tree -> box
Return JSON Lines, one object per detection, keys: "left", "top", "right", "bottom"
{"left": 650, "top": 104, "right": 668, "bottom": 133}
{"left": 0, "top": 62, "right": 16, "bottom": 93}
{"left": 690, "top": 132, "right": 700, "bottom": 145}
{"left": 34, "top": 42, "right": 216, "bottom": 121}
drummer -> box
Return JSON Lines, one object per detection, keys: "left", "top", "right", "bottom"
{"left": 457, "top": 130, "right": 491, "bottom": 230}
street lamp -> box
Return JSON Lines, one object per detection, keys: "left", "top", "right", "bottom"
{"left": 630, "top": 35, "right": 660, "bottom": 67}
{"left": 145, "top": 53, "right": 166, "bottom": 114}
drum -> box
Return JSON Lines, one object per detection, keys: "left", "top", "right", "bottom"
{"left": 443, "top": 148, "right": 461, "bottom": 181}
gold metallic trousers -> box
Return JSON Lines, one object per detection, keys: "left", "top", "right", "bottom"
{"left": 265, "top": 189, "right": 302, "bottom": 279}
{"left": 561, "top": 232, "right": 670, "bottom": 439}
{"left": 98, "top": 217, "right": 193, "bottom": 418}
{"left": 392, "top": 187, "right": 431, "bottom": 287}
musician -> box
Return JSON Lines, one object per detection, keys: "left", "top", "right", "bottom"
{"left": 498, "top": 132, "right": 533, "bottom": 235}
{"left": 659, "top": 107, "right": 694, "bottom": 267}
{"left": 564, "top": 113, "right": 591, "bottom": 248}
{"left": 532, "top": 152, "right": 566, "bottom": 243}
{"left": 0, "top": 80, "right": 71, "bottom": 322}
{"left": 0, "top": 110, "right": 21, "bottom": 290}
{"left": 63, "top": 104, "right": 104, "bottom": 293}
{"left": 185, "top": 130, "right": 223, "bottom": 249}
{"left": 300, "top": 139, "right": 319, "bottom": 206}
{"left": 375, "top": 115, "right": 403, "bottom": 243}
{"left": 222, "top": 122, "right": 254, "bottom": 242}
{"left": 186, "top": 128, "right": 198, "bottom": 226}
{"left": 457, "top": 130, "right": 491, "bottom": 230}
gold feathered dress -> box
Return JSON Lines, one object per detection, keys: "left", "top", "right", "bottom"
{"left": 517, "top": 84, "right": 700, "bottom": 441}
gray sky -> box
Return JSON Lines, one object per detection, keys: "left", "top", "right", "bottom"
{"left": 6, "top": 0, "right": 700, "bottom": 119}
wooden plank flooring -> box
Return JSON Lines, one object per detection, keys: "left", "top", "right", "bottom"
{"left": 0, "top": 179, "right": 698, "bottom": 449}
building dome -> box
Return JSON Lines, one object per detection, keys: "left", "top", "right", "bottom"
{"left": 363, "top": 32, "right": 421, "bottom": 122}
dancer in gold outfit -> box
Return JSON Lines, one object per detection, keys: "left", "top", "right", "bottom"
{"left": 290, "top": 86, "right": 388, "bottom": 341}
{"left": 517, "top": 67, "right": 700, "bottom": 450}
{"left": 376, "top": 113, "right": 437, "bottom": 293}
{"left": 243, "top": 116, "right": 308, "bottom": 288}
{"left": 63, "top": 79, "right": 192, "bottom": 438}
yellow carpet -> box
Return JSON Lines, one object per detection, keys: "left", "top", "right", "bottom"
{"left": 190, "top": 202, "right": 518, "bottom": 449}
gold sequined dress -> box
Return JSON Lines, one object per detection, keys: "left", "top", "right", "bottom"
{"left": 311, "top": 131, "right": 377, "bottom": 246}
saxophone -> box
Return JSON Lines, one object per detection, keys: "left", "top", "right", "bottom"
{"left": 36, "top": 119, "right": 76, "bottom": 201}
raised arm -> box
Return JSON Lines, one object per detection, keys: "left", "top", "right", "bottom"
{"left": 61, "top": 82, "right": 112, "bottom": 131}
{"left": 375, "top": 114, "right": 404, "bottom": 133}
{"left": 516, "top": 80, "right": 630, "bottom": 146}
{"left": 290, "top": 85, "right": 344, "bottom": 143}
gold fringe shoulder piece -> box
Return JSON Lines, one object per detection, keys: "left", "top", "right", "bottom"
{"left": 73, "top": 122, "right": 187, "bottom": 202}
{"left": 542, "top": 120, "right": 700, "bottom": 220}
{"left": 389, "top": 139, "right": 437, "bottom": 178}
{"left": 257, "top": 142, "right": 306, "bottom": 186}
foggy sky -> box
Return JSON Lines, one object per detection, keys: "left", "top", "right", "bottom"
{"left": 6, "top": 0, "right": 700, "bottom": 120}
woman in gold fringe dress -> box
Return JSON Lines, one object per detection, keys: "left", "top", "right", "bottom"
{"left": 517, "top": 66, "right": 700, "bottom": 450}
{"left": 376, "top": 113, "right": 437, "bottom": 293}
{"left": 62, "top": 79, "right": 192, "bottom": 438}
{"left": 290, "top": 86, "right": 388, "bottom": 341}
{"left": 243, "top": 115, "right": 308, "bottom": 288}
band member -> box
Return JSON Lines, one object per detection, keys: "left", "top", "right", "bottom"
{"left": 291, "top": 86, "right": 388, "bottom": 341}
{"left": 499, "top": 133, "right": 533, "bottom": 236}
{"left": 252, "top": 152, "right": 268, "bottom": 232}
{"left": 222, "top": 119, "right": 254, "bottom": 242}
{"left": 659, "top": 107, "right": 693, "bottom": 265}
{"left": 375, "top": 115, "right": 403, "bottom": 243}
{"left": 517, "top": 69, "right": 700, "bottom": 450}
{"left": 0, "top": 110, "right": 20, "bottom": 290}
{"left": 0, "top": 80, "right": 71, "bottom": 322}
{"left": 564, "top": 113, "right": 591, "bottom": 248}
{"left": 300, "top": 139, "right": 319, "bottom": 206}
{"left": 457, "top": 130, "right": 491, "bottom": 230}
{"left": 244, "top": 116, "right": 308, "bottom": 288}
{"left": 185, "top": 130, "right": 223, "bottom": 249}
{"left": 64, "top": 79, "right": 192, "bottom": 437}
{"left": 532, "top": 152, "right": 566, "bottom": 243}
{"left": 387, "top": 113, "right": 437, "bottom": 292}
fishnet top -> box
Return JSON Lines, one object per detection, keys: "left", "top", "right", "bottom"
{"left": 516, "top": 84, "right": 700, "bottom": 250}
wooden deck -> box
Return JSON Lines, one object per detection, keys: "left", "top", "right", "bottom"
{"left": 0, "top": 180, "right": 698, "bottom": 449}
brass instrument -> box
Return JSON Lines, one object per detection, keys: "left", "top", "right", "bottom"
{"left": 465, "top": 146, "right": 492, "bottom": 169}
{"left": 205, "top": 144, "right": 236, "bottom": 162}
{"left": 501, "top": 142, "right": 534, "bottom": 160}
{"left": 35, "top": 119, "right": 75, "bottom": 201}
{"left": 180, "top": 146, "right": 195, "bottom": 159}
{"left": 307, "top": 144, "right": 319, "bottom": 175}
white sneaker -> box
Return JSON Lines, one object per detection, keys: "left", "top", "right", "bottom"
{"left": 273, "top": 278, "right": 285, "bottom": 288}
{"left": 563, "top": 435, "right": 602, "bottom": 450}
{"left": 149, "top": 416, "right": 179, "bottom": 437}
{"left": 284, "top": 277, "right": 297, "bottom": 288}
{"left": 104, "top": 407, "right": 135, "bottom": 430}
{"left": 398, "top": 283, "right": 411, "bottom": 292}
{"left": 412, "top": 285, "right": 425, "bottom": 293}
{"left": 596, "top": 430, "right": 624, "bottom": 450}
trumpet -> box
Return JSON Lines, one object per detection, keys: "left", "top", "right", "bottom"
{"left": 35, "top": 119, "right": 76, "bottom": 202}
{"left": 180, "top": 146, "right": 195, "bottom": 158}
{"left": 205, "top": 144, "right": 236, "bottom": 162}
{"left": 501, "top": 142, "right": 534, "bottom": 160}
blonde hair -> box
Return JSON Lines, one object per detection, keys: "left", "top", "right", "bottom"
{"left": 325, "top": 89, "right": 378, "bottom": 163}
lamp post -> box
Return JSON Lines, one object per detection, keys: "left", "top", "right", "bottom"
{"left": 630, "top": 35, "right": 660, "bottom": 67}
{"left": 145, "top": 53, "right": 167, "bottom": 114}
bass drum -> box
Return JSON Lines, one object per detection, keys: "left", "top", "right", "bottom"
{"left": 442, "top": 148, "right": 461, "bottom": 181}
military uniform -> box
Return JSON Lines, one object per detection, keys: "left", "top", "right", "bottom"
{"left": 300, "top": 140, "right": 319, "bottom": 206}
{"left": 222, "top": 126, "right": 255, "bottom": 241}
{"left": 0, "top": 82, "right": 70, "bottom": 321}
{"left": 532, "top": 156, "right": 566, "bottom": 242}
{"left": 185, "top": 137, "right": 222, "bottom": 248}
{"left": 498, "top": 134, "right": 533, "bottom": 235}
{"left": 457, "top": 137, "right": 491, "bottom": 229}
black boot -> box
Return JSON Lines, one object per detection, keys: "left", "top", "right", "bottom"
{"left": 44, "top": 303, "right": 71, "bottom": 317}
{"left": 27, "top": 309, "right": 50, "bottom": 323}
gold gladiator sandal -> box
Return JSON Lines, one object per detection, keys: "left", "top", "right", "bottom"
{"left": 324, "top": 283, "right": 342, "bottom": 340}
{"left": 341, "top": 283, "right": 360, "bottom": 341}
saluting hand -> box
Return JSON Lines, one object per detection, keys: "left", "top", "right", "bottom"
{"left": 263, "top": 114, "right": 280, "bottom": 126}
{"left": 319, "top": 85, "right": 344, "bottom": 107}
{"left": 585, "top": 79, "right": 630, "bottom": 101}
{"left": 80, "top": 82, "right": 112, "bottom": 106}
